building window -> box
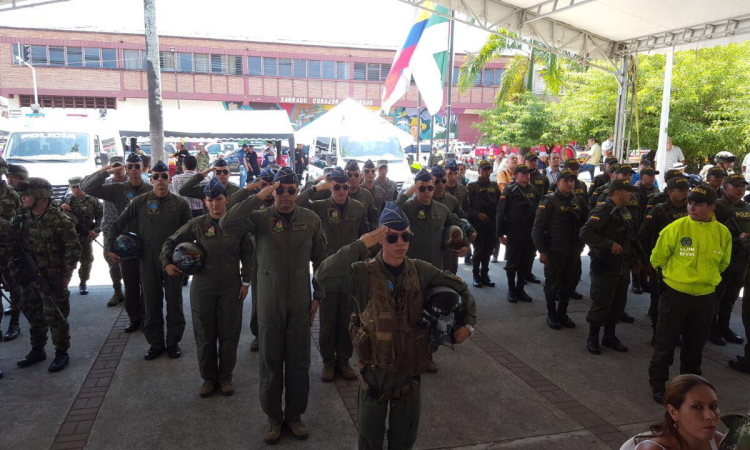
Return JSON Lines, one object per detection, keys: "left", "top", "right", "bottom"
{"left": 263, "top": 57, "right": 277, "bottom": 76}
{"left": 65, "top": 47, "right": 82, "bottom": 68}
{"left": 278, "top": 58, "right": 292, "bottom": 78}
{"left": 49, "top": 46, "right": 65, "bottom": 67}
{"left": 123, "top": 49, "right": 142, "bottom": 70}
{"left": 194, "top": 53, "right": 209, "bottom": 73}
{"left": 102, "top": 49, "right": 117, "bottom": 69}
{"left": 366, "top": 63, "right": 380, "bottom": 81}
{"left": 473, "top": 71, "right": 482, "bottom": 86}
{"left": 293, "top": 59, "right": 306, "bottom": 78}
{"left": 322, "top": 61, "right": 335, "bottom": 79}
{"left": 159, "top": 51, "right": 175, "bottom": 72}
{"left": 483, "top": 69, "right": 494, "bottom": 86}
{"left": 452, "top": 67, "right": 460, "bottom": 84}
{"left": 337, "top": 62, "right": 349, "bottom": 80}
{"left": 495, "top": 69, "right": 504, "bottom": 85}
{"left": 84, "top": 48, "right": 101, "bottom": 68}
{"left": 211, "top": 54, "right": 226, "bottom": 74}
{"left": 380, "top": 63, "right": 391, "bottom": 81}
{"left": 308, "top": 60, "right": 321, "bottom": 79}
{"left": 177, "top": 52, "right": 193, "bottom": 72}
{"left": 12, "top": 44, "right": 20, "bottom": 65}
{"left": 353, "top": 63, "right": 366, "bottom": 80}
{"left": 228, "top": 55, "right": 242, "bottom": 75}
{"left": 248, "top": 56, "right": 262, "bottom": 76}
{"left": 30, "top": 45, "right": 47, "bottom": 66}
{"left": 20, "top": 95, "right": 116, "bottom": 109}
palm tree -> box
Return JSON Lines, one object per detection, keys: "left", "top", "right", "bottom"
{"left": 458, "top": 29, "right": 566, "bottom": 106}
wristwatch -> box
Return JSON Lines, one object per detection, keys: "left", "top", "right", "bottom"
{"left": 465, "top": 324, "right": 475, "bottom": 336}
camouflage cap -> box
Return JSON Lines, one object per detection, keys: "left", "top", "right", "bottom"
{"left": 68, "top": 177, "right": 83, "bottom": 187}
{"left": 16, "top": 177, "right": 52, "bottom": 199}
{"left": 0, "top": 157, "right": 7, "bottom": 175}
{"left": 7, "top": 164, "right": 28, "bottom": 180}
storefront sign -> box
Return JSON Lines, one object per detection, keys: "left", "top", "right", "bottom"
{"left": 280, "top": 97, "right": 374, "bottom": 107}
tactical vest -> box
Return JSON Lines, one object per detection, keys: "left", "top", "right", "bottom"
{"left": 350, "top": 258, "right": 428, "bottom": 376}
{"left": 546, "top": 194, "right": 583, "bottom": 253}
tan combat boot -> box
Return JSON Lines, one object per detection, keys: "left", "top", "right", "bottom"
{"left": 285, "top": 418, "right": 309, "bottom": 440}
{"left": 106, "top": 288, "right": 124, "bottom": 307}
{"left": 426, "top": 355, "right": 438, "bottom": 374}
{"left": 337, "top": 363, "right": 358, "bottom": 380}
{"left": 199, "top": 380, "right": 216, "bottom": 398}
{"left": 220, "top": 381, "right": 234, "bottom": 396}
{"left": 263, "top": 423, "right": 282, "bottom": 445}
{"left": 321, "top": 365, "right": 334, "bottom": 382}
{"left": 250, "top": 337, "right": 259, "bottom": 352}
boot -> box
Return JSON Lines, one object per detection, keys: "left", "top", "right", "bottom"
{"left": 570, "top": 291, "right": 584, "bottom": 300}
{"left": 79, "top": 283, "right": 88, "bottom": 296}
{"left": 506, "top": 271, "right": 517, "bottom": 303}
{"left": 472, "top": 259, "right": 482, "bottom": 288}
{"left": 601, "top": 324, "right": 628, "bottom": 352}
{"left": 631, "top": 274, "right": 643, "bottom": 294}
{"left": 250, "top": 337, "right": 259, "bottom": 352}
{"left": 480, "top": 275, "right": 495, "bottom": 288}
{"left": 17, "top": 347, "right": 47, "bottom": 368}
{"left": 545, "top": 296, "right": 560, "bottom": 330}
{"left": 587, "top": 325, "right": 601, "bottom": 355}
{"left": 321, "top": 365, "right": 334, "bottom": 382}
{"left": 729, "top": 356, "right": 750, "bottom": 374}
{"left": 719, "top": 316, "right": 745, "bottom": 344}
{"left": 336, "top": 362, "right": 358, "bottom": 380}
{"left": 525, "top": 273, "right": 541, "bottom": 284}
{"left": 199, "top": 380, "right": 217, "bottom": 398}
{"left": 709, "top": 317, "right": 726, "bottom": 346}
{"left": 107, "top": 285, "right": 124, "bottom": 307}
{"left": 557, "top": 301, "right": 576, "bottom": 328}
{"left": 3, "top": 309, "right": 21, "bottom": 341}
{"left": 220, "top": 381, "right": 234, "bottom": 396}
{"left": 619, "top": 311, "right": 635, "bottom": 324}
{"left": 515, "top": 275, "right": 532, "bottom": 302}
{"left": 263, "top": 422, "right": 282, "bottom": 444}
{"left": 285, "top": 417, "right": 309, "bottom": 440}
{"left": 48, "top": 351, "right": 70, "bottom": 373}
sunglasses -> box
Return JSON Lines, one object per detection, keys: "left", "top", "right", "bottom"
{"left": 386, "top": 231, "right": 413, "bottom": 244}
{"left": 333, "top": 184, "right": 349, "bottom": 191}
{"left": 127, "top": 164, "right": 141, "bottom": 170}
{"left": 418, "top": 185, "right": 435, "bottom": 192}
{"left": 275, "top": 187, "right": 298, "bottom": 195}
{"left": 347, "top": 172, "right": 360, "bottom": 178}
{"left": 151, "top": 173, "right": 169, "bottom": 180}
{"left": 434, "top": 178, "right": 447, "bottom": 184}
{"left": 364, "top": 169, "right": 376, "bottom": 174}
{"left": 215, "top": 170, "right": 230, "bottom": 175}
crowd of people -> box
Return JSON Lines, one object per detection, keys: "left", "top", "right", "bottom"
{"left": 0, "top": 134, "right": 748, "bottom": 448}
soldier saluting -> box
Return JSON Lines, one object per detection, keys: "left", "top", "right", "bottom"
{"left": 61, "top": 177, "right": 102, "bottom": 296}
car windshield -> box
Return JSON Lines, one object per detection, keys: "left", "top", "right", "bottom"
{"left": 340, "top": 136, "right": 403, "bottom": 161}
{"left": 5, "top": 132, "right": 90, "bottom": 161}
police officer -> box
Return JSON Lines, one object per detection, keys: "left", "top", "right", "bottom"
{"left": 631, "top": 167, "right": 660, "bottom": 295}
{"left": 161, "top": 178, "right": 253, "bottom": 397}
{"left": 638, "top": 176, "right": 689, "bottom": 343}
{"left": 532, "top": 169, "right": 585, "bottom": 329}
{"left": 648, "top": 185, "right": 731, "bottom": 403}
{"left": 497, "top": 164, "right": 540, "bottom": 302}
{"left": 99, "top": 156, "right": 127, "bottom": 307}
{"left": 588, "top": 156, "right": 619, "bottom": 198}
{"left": 313, "top": 204, "right": 477, "bottom": 450}
{"left": 432, "top": 164, "right": 475, "bottom": 274}
{"left": 220, "top": 167, "right": 328, "bottom": 443}
{"left": 81, "top": 153, "right": 152, "bottom": 332}
{"left": 580, "top": 178, "right": 643, "bottom": 355}
{"left": 704, "top": 166, "right": 727, "bottom": 198}
{"left": 108, "top": 161, "right": 191, "bottom": 360}
{"left": 645, "top": 168, "right": 688, "bottom": 211}
{"left": 61, "top": 177, "right": 102, "bottom": 295}
{"left": 15, "top": 178, "right": 81, "bottom": 373}
{"left": 524, "top": 151, "right": 550, "bottom": 204}
{"left": 360, "top": 159, "right": 386, "bottom": 216}
{"left": 467, "top": 160, "right": 500, "bottom": 287}
{"left": 710, "top": 173, "right": 750, "bottom": 346}
{"left": 374, "top": 160, "right": 398, "bottom": 202}
{"left": 179, "top": 159, "right": 241, "bottom": 207}
{"left": 0, "top": 157, "right": 21, "bottom": 341}
{"left": 297, "top": 167, "right": 367, "bottom": 382}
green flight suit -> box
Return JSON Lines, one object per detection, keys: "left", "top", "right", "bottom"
{"left": 177, "top": 173, "right": 241, "bottom": 212}
{"left": 161, "top": 214, "right": 253, "bottom": 383}
{"left": 433, "top": 192, "right": 471, "bottom": 274}
{"left": 297, "top": 188, "right": 368, "bottom": 369}
{"left": 314, "top": 240, "right": 477, "bottom": 450}
{"left": 303, "top": 184, "right": 379, "bottom": 231}
{"left": 109, "top": 191, "right": 191, "bottom": 348}
{"left": 81, "top": 171, "right": 152, "bottom": 323}
{"left": 220, "top": 195, "right": 328, "bottom": 424}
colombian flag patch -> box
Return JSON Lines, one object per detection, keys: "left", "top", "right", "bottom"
{"left": 538, "top": 205, "right": 546, "bottom": 209}
{"left": 646, "top": 214, "right": 653, "bottom": 220}
{"left": 590, "top": 216, "right": 601, "bottom": 221}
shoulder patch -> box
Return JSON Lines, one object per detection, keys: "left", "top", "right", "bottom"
{"left": 589, "top": 216, "right": 601, "bottom": 221}
{"left": 538, "top": 204, "right": 546, "bottom": 209}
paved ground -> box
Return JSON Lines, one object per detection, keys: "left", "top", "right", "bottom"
{"left": 1, "top": 247, "right": 749, "bottom": 450}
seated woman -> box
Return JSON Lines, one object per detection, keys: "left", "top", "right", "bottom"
{"left": 621, "top": 374, "right": 724, "bottom": 450}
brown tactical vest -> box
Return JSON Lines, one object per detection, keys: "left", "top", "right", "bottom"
{"left": 350, "top": 258, "right": 428, "bottom": 376}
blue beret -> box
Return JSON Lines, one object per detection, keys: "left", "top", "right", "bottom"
{"left": 379, "top": 202, "right": 410, "bottom": 231}
{"left": 204, "top": 177, "right": 227, "bottom": 198}
{"left": 445, "top": 159, "right": 458, "bottom": 171}
{"left": 152, "top": 160, "right": 169, "bottom": 173}
{"left": 414, "top": 168, "right": 432, "bottom": 182}
{"left": 328, "top": 167, "right": 348, "bottom": 184}
{"left": 345, "top": 160, "right": 360, "bottom": 172}
{"left": 431, "top": 165, "right": 446, "bottom": 178}
{"left": 273, "top": 166, "right": 297, "bottom": 184}
{"left": 258, "top": 167, "right": 276, "bottom": 183}
{"left": 213, "top": 159, "right": 229, "bottom": 167}
{"left": 126, "top": 153, "right": 142, "bottom": 163}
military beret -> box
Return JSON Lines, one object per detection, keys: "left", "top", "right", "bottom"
{"left": 687, "top": 185, "right": 718, "bottom": 204}
{"left": 666, "top": 176, "right": 689, "bottom": 190}
{"left": 414, "top": 168, "right": 432, "bottom": 182}
{"left": 725, "top": 173, "right": 749, "bottom": 187}
{"left": 478, "top": 160, "right": 492, "bottom": 170}
{"left": 151, "top": 160, "right": 169, "bottom": 173}
{"left": 445, "top": 159, "right": 459, "bottom": 171}
{"left": 665, "top": 168, "right": 686, "bottom": 181}
{"left": 639, "top": 168, "right": 659, "bottom": 177}
{"left": 379, "top": 202, "right": 410, "bottom": 231}
{"left": 604, "top": 156, "right": 619, "bottom": 166}
{"left": 558, "top": 169, "right": 577, "bottom": 180}
{"left": 431, "top": 165, "right": 446, "bottom": 178}
{"left": 524, "top": 152, "right": 539, "bottom": 161}
{"left": 609, "top": 178, "right": 638, "bottom": 192}
{"left": 273, "top": 166, "right": 297, "bottom": 184}
{"left": 7, "top": 164, "right": 28, "bottom": 180}
{"left": 0, "top": 157, "right": 8, "bottom": 175}
{"left": 377, "top": 160, "right": 389, "bottom": 168}
{"left": 345, "top": 160, "right": 360, "bottom": 172}
{"left": 328, "top": 167, "right": 348, "bottom": 184}
{"left": 564, "top": 159, "right": 580, "bottom": 170}
{"left": 514, "top": 164, "right": 532, "bottom": 175}
{"left": 109, "top": 156, "right": 124, "bottom": 167}
{"left": 616, "top": 164, "right": 636, "bottom": 174}
{"left": 204, "top": 176, "right": 227, "bottom": 198}
{"left": 125, "top": 153, "right": 142, "bottom": 163}
{"left": 707, "top": 166, "right": 727, "bottom": 178}
{"left": 213, "top": 159, "right": 229, "bottom": 168}
{"left": 258, "top": 167, "right": 276, "bottom": 183}
{"left": 363, "top": 159, "right": 376, "bottom": 169}
{"left": 68, "top": 177, "right": 83, "bottom": 187}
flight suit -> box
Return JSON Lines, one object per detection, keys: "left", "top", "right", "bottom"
{"left": 109, "top": 191, "right": 191, "bottom": 349}
{"left": 161, "top": 214, "right": 252, "bottom": 383}
{"left": 220, "top": 196, "right": 328, "bottom": 425}
{"left": 396, "top": 194, "right": 467, "bottom": 270}
{"left": 297, "top": 188, "right": 367, "bottom": 370}
{"left": 305, "top": 186, "right": 378, "bottom": 231}
{"left": 361, "top": 182, "right": 386, "bottom": 217}
{"left": 178, "top": 173, "right": 241, "bottom": 211}
{"left": 531, "top": 191, "right": 585, "bottom": 316}
{"left": 446, "top": 182, "right": 472, "bottom": 264}
{"left": 434, "top": 191, "right": 472, "bottom": 274}
{"left": 496, "top": 183, "right": 539, "bottom": 291}
{"left": 314, "top": 240, "right": 477, "bottom": 450}
{"left": 65, "top": 195, "right": 102, "bottom": 286}
{"left": 466, "top": 179, "right": 500, "bottom": 280}
{"left": 81, "top": 172, "right": 152, "bottom": 324}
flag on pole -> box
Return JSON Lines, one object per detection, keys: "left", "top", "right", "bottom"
{"left": 381, "top": 2, "right": 451, "bottom": 116}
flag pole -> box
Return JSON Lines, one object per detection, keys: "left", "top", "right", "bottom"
{"left": 445, "top": 10, "right": 455, "bottom": 152}
{"left": 417, "top": 92, "right": 422, "bottom": 164}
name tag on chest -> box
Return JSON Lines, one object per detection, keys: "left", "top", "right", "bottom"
{"left": 292, "top": 222, "right": 308, "bottom": 231}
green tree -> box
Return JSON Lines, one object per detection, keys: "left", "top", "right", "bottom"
{"left": 476, "top": 93, "right": 553, "bottom": 149}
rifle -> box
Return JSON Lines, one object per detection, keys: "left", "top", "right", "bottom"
{"left": 511, "top": 183, "right": 537, "bottom": 223}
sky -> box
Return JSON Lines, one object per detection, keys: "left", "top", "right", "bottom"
{"left": 0, "top": 0, "right": 492, "bottom": 53}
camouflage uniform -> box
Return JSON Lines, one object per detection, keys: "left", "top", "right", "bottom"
{"left": 65, "top": 192, "right": 103, "bottom": 286}
{"left": 0, "top": 159, "right": 21, "bottom": 340}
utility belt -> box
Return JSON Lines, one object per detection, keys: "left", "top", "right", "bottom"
{"left": 356, "top": 362, "right": 421, "bottom": 403}
{"left": 589, "top": 250, "right": 625, "bottom": 274}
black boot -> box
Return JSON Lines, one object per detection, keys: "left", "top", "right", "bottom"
{"left": 729, "top": 356, "right": 750, "bottom": 374}
{"left": 79, "top": 282, "right": 88, "bottom": 295}
{"left": 4, "top": 309, "right": 21, "bottom": 341}
{"left": 709, "top": 317, "right": 726, "bottom": 346}
{"left": 557, "top": 301, "right": 576, "bottom": 328}
{"left": 570, "top": 291, "right": 584, "bottom": 300}
{"left": 631, "top": 273, "right": 643, "bottom": 294}
{"left": 516, "top": 274, "right": 532, "bottom": 302}
{"left": 472, "top": 258, "right": 482, "bottom": 288}
{"left": 480, "top": 275, "right": 495, "bottom": 288}
{"left": 17, "top": 347, "right": 47, "bottom": 367}
{"left": 545, "top": 295, "right": 560, "bottom": 330}
{"left": 587, "top": 325, "right": 601, "bottom": 355}
{"left": 619, "top": 311, "right": 635, "bottom": 324}
{"left": 506, "top": 271, "right": 517, "bottom": 303}
{"left": 48, "top": 351, "right": 70, "bottom": 373}
{"left": 719, "top": 316, "right": 745, "bottom": 344}
{"left": 601, "top": 324, "right": 628, "bottom": 352}
{"left": 525, "top": 273, "right": 541, "bottom": 284}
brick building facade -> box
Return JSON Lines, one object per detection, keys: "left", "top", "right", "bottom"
{"left": 0, "top": 27, "right": 507, "bottom": 144}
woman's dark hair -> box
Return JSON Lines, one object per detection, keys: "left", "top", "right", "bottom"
{"left": 636, "top": 375, "right": 717, "bottom": 449}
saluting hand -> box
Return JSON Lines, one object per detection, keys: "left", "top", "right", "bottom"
{"left": 245, "top": 179, "right": 263, "bottom": 192}
{"left": 360, "top": 227, "right": 388, "bottom": 249}
{"left": 310, "top": 299, "right": 320, "bottom": 326}
{"left": 406, "top": 181, "right": 421, "bottom": 197}
{"left": 257, "top": 182, "right": 279, "bottom": 201}
{"left": 107, "top": 165, "right": 125, "bottom": 176}
{"left": 200, "top": 167, "right": 216, "bottom": 178}
{"left": 239, "top": 285, "right": 249, "bottom": 302}
{"left": 316, "top": 179, "right": 335, "bottom": 192}
{"left": 165, "top": 264, "right": 182, "bottom": 277}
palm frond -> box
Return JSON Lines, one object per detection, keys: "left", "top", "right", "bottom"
{"left": 535, "top": 52, "right": 564, "bottom": 95}
{"left": 458, "top": 32, "right": 524, "bottom": 94}
{"left": 495, "top": 54, "right": 529, "bottom": 106}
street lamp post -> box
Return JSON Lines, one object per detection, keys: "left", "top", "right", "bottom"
{"left": 170, "top": 46, "right": 180, "bottom": 109}
{"left": 16, "top": 43, "right": 39, "bottom": 108}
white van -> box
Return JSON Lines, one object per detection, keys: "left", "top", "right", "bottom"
{"left": 307, "top": 134, "right": 414, "bottom": 193}
{"left": 3, "top": 118, "right": 124, "bottom": 199}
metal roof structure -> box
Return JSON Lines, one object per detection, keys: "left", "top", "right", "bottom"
{"left": 0, "top": 0, "right": 69, "bottom": 12}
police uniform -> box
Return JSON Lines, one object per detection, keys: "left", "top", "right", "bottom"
{"left": 580, "top": 179, "right": 642, "bottom": 355}
{"left": 360, "top": 160, "right": 387, "bottom": 216}
{"left": 64, "top": 177, "right": 102, "bottom": 295}
{"left": 631, "top": 168, "right": 660, "bottom": 294}
{"left": 525, "top": 153, "right": 550, "bottom": 200}
{"left": 109, "top": 161, "right": 191, "bottom": 358}
{"left": 532, "top": 169, "right": 585, "bottom": 329}
{"left": 466, "top": 160, "right": 500, "bottom": 286}
{"left": 220, "top": 167, "right": 328, "bottom": 437}
{"left": 161, "top": 178, "right": 252, "bottom": 394}
{"left": 313, "top": 204, "right": 477, "bottom": 450}
{"left": 704, "top": 166, "right": 727, "bottom": 198}
{"left": 551, "top": 159, "right": 589, "bottom": 207}
{"left": 15, "top": 178, "right": 81, "bottom": 372}
{"left": 177, "top": 159, "right": 241, "bottom": 211}
{"left": 81, "top": 153, "right": 152, "bottom": 329}
{"left": 297, "top": 167, "right": 368, "bottom": 380}
{"left": 587, "top": 156, "right": 618, "bottom": 198}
